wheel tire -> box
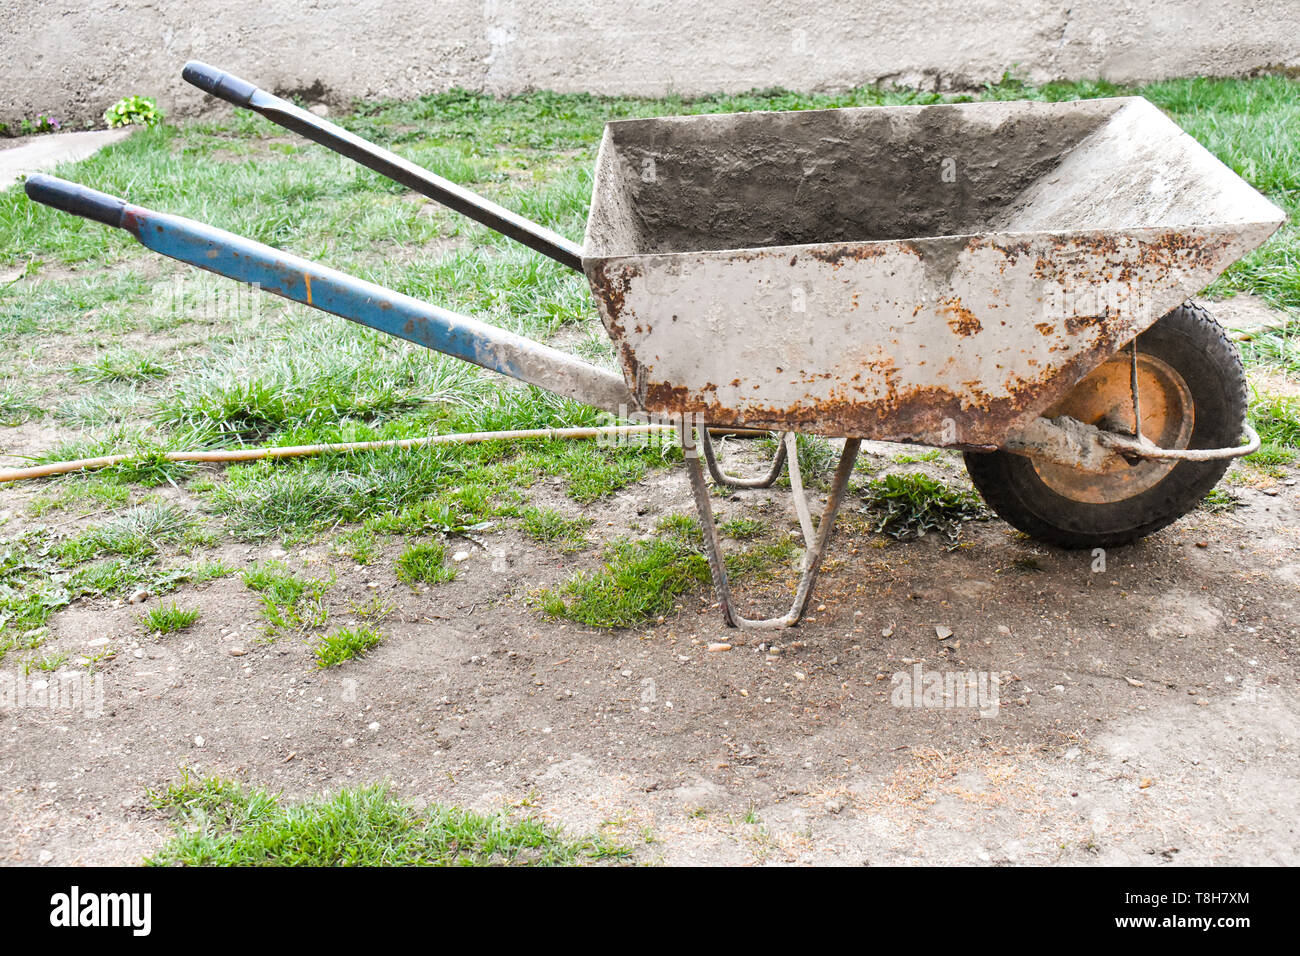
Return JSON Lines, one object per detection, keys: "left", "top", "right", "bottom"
{"left": 964, "top": 303, "right": 1246, "bottom": 549}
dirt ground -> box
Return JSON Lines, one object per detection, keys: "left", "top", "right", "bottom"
{"left": 1, "top": 414, "right": 1296, "bottom": 866}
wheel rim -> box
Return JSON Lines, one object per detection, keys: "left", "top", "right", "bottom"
{"left": 1032, "top": 351, "right": 1195, "bottom": 504}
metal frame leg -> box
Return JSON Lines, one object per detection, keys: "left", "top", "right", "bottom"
{"left": 699, "top": 427, "right": 789, "bottom": 488}
{"left": 683, "top": 427, "right": 861, "bottom": 629}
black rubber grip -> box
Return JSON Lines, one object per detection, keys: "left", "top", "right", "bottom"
{"left": 182, "top": 60, "right": 259, "bottom": 107}
{"left": 24, "top": 174, "right": 127, "bottom": 228}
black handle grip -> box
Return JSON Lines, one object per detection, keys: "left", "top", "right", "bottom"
{"left": 24, "top": 174, "right": 127, "bottom": 228}
{"left": 182, "top": 60, "right": 259, "bottom": 107}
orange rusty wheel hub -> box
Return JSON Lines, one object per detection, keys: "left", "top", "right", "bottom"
{"left": 1033, "top": 350, "right": 1195, "bottom": 504}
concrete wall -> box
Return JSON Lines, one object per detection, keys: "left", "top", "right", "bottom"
{"left": 3, "top": 1, "right": 1299, "bottom": 127}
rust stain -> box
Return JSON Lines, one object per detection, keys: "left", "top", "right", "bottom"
{"left": 939, "top": 296, "right": 982, "bottom": 337}
{"left": 304, "top": 272, "right": 313, "bottom": 306}
{"left": 639, "top": 322, "right": 1128, "bottom": 446}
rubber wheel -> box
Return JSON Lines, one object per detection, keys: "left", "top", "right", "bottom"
{"left": 963, "top": 303, "right": 1246, "bottom": 549}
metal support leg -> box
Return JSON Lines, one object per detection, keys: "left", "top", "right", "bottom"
{"left": 683, "top": 428, "right": 862, "bottom": 629}
{"left": 699, "top": 428, "right": 789, "bottom": 488}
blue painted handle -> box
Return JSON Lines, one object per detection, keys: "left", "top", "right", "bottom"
{"left": 24, "top": 176, "right": 632, "bottom": 415}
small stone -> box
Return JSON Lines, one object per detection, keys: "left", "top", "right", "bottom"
{"left": 127, "top": 589, "right": 150, "bottom": 605}
{"left": 132, "top": 648, "right": 144, "bottom": 659}
{"left": 1139, "top": 777, "right": 1154, "bottom": 789}
{"left": 308, "top": 103, "right": 330, "bottom": 117}
{"left": 367, "top": 721, "right": 380, "bottom": 731}
{"left": 707, "top": 642, "right": 732, "bottom": 653}
{"left": 229, "top": 647, "right": 247, "bottom": 657}
{"left": 881, "top": 624, "right": 894, "bottom": 638}
{"left": 194, "top": 735, "right": 205, "bottom": 747}
{"left": 794, "top": 671, "right": 807, "bottom": 681}
{"left": 996, "top": 624, "right": 1012, "bottom": 636}
{"left": 825, "top": 796, "right": 847, "bottom": 814}
{"left": 1125, "top": 676, "right": 1144, "bottom": 687}
{"left": 935, "top": 625, "right": 954, "bottom": 640}
{"left": 38, "top": 850, "right": 53, "bottom": 864}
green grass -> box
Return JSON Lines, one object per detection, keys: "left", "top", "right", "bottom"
{"left": 519, "top": 507, "right": 592, "bottom": 552}
{"left": 536, "top": 537, "right": 711, "bottom": 628}
{"left": 205, "top": 389, "right": 673, "bottom": 541}
{"left": 0, "top": 382, "right": 42, "bottom": 425}
{"left": 860, "top": 473, "right": 989, "bottom": 543}
{"left": 55, "top": 503, "right": 202, "bottom": 563}
{"left": 241, "top": 560, "right": 331, "bottom": 636}
{"left": 535, "top": 513, "right": 797, "bottom": 627}
{"left": 395, "top": 541, "right": 457, "bottom": 585}
{"left": 143, "top": 602, "right": 201, "bottom": 634}
{"left": 1247, "top": 393, "right": 1300, "bottom": 466}
{"left": 1199, "top": 487, "right": 1244, "bottom": 513}
{"left": 720, "top": 516, "right": 767, "bottom": 540}
{"left": 69, "top": 348, "right": 169, "bottom": 384}
{"left": 314, "top": 625, "right": 384, "bottom": 667}
{"left": 145, "top": 774, "right": 629, "bottom": 866}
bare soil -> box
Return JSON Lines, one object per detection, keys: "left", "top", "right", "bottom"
{"left": 1, "top": 425, "right": 1296, "bottom": 866}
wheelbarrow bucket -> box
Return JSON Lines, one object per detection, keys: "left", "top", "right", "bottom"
{"left": 582, "top": 97, "right": 1285, "bottom": 447}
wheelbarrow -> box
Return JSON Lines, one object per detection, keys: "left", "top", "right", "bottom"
{"left": 24, "top": 62, "right": 1285, "bottom": 629}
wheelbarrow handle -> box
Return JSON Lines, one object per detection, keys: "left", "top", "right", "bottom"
{"left": 181, "top": 60, "right": 585, "bottom": 273}
{"left": 24, "top": 174, "right": 630, "bottom": 414}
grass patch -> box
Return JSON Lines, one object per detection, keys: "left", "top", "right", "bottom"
{"left": 860, "top": 473, "right": 989, "bottom": 542}
{"left": 1199, "top": 487, "right": 1244, "bottom": 513}
{"left": 55, "top": 503, "right": 202, "bottom": 563}
{"left": 145, "top": 774, "right": 628, "bottom": 866}
{"left": 314, "top": 625, "right": 384, "bottom": 667}
{"left": 241, "top": 560, "right": 331, "bottom": 637}
{"left": 535, "top": 514, "right": 797, "bottom": 627}
{"left": 720, "top": 516, "right": 767, "bottom": 540}
{"left": 519, "top": 506, "right": 592, "bottom": 552}
{"left": 143, "top": 602, "right": 201, "bottom": 634}
{"left": 70, "top": 348, "right": 169, "bottom": 384}
{"left": 0, "top": 382, "right": 42, "bottom": 425}
{"left": 395, "top": 541, "right": 457, "bottom": 585}
{"left": 536, "top": 537, "right": 710, "bottom": 628}
{"left": 206, "top": 389, "right": 673, "bottom": 540}
{"left": 1247, "top": 393, "right": 1300, "bottom": 466}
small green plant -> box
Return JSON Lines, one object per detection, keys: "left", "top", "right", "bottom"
{"left": 241, "top": 560, "right": 331, "bottom": 637}
{"left": 1199, "top": 487, "right": 1244, "bottom": 513}
{"left": 314, "top": 626, "right": 384, "bottom": 668}
{"left": 104, "top": 95, "right": 163, "bottom": 129}
{"left": 18, "top": 114, "right": 61, "bottom": 135}
{"left": 395, "top": 542, "right": 457, "bottom": 585}
{"left": 860, "top": 473, "right": 989, "bottom": 542}
{"left": 143, "top": 602, "right": 200, "bottom": 634}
